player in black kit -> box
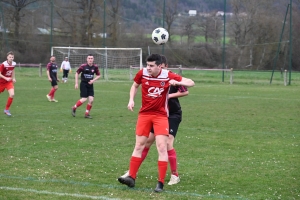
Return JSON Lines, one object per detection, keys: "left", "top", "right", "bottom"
{"left": 71, "top": 54, "right": 101, "bottom": 119}
{"left": 46, "top": 55, "right": 60, "bottom": 102}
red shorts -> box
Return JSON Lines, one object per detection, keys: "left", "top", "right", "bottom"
{"left": 0, "top": 81, "right": 14, "bottom": 93}
{"left": 135, "top": 114, "right": 169, "bottom": 137}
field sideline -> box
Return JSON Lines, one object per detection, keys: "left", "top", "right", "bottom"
{"left": 0, "top": 69, "right": 299, "bottom": 200}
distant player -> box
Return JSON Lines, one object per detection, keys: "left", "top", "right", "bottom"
{"left": 60, "top": 57, "right": 71, "bottom": 83}
{"left": 0, "top": 51, "right": 16, "bottom": 116}
{"left": 46, "top": 55, "right": 59, "bottom": 102}
{"left": 71, "top": 54, "right": 101, "bottom": 119}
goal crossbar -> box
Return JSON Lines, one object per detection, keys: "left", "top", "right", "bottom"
{"left": 51, "top": 47, "right": 143, "bottom": 81}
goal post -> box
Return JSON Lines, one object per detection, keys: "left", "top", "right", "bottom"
{"left": 51, "top": 47, "right": 143, "bottom": 81}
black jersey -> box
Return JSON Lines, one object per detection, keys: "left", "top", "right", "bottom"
{"left": 168, "top": 85, "right": 188, "bottom": 118}
{"left": 77, "top": 64, "right": 100, "bottom": 82}
{"left": 46, "top": 62, "right": 58, "bottom": 80}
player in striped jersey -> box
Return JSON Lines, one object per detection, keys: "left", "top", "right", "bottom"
{"left": 0, "top": 51, "right": 16, "bottom": 116}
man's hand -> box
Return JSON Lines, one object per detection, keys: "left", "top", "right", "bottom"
{"left": 127, "top": 100, "right": 135, "bottom": 112}
{"left": 169, "top": 79, "right": 179, "bottom": 86}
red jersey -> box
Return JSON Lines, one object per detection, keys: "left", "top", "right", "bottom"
{"left": 134, "top": 68, "right": 182, "bottom": 116}
{"left": 0, "top": 61, "right": 16, "bottom": 84}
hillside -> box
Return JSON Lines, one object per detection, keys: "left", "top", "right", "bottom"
{"left": 119, "top": 0, "right": 230, "bottom": 25}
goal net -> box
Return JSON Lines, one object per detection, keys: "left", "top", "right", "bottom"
{"left": 51, "top": 47, "right": 143, "bottom": 81}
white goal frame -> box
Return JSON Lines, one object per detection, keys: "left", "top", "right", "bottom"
{"left": 51, "top": 47, "right": 143, "bottom": 81}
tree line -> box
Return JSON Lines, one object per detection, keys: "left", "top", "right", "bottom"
{"left": 0, "top": 0, "right": 299, "bottom": 71}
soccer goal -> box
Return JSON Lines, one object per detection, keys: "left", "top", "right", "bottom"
{"left": 51, "top": 47, "right": 143, "bottom": 81}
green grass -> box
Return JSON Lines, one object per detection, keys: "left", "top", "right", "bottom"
{"left": 0, "top": 68, "right": 299, "bottom": 200}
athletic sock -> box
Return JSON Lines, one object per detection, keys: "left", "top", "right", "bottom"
{"left": 5, "top": 97, "right": 13, "bottom": 110}
{"left": 129, "top": 156, "right": 142, "bottom": 179}
{"left": 48, "top": 88, "right": 55, "bottom": 98}
{"left": 158, "top": 160, "right": 168, "bottom": 184}
{"left": 85, "top": 104, "right": 92, "bottom": 115}
{"left": 74, "top": 100, "right": 83, "bottom": 109}
{"left": 52, "top": 88, "right": 57, "bottom": 99}
{"left": 141, "top": 147, "right": 150, "bottom": 162}
{"left": 168, "top": 148, "right": 178, "bottom": 176}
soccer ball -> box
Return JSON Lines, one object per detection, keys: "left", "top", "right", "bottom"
{"left": 151, "top": 27, "right": 169, "bottom": 45}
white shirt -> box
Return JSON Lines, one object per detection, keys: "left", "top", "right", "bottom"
{"left": 61, "top": 61, "right": 71, "bottom": 70}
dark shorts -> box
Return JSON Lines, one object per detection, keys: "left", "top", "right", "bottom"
{"left": 168, "top": 117, "right": 181, "bottom": 138}
{"left": 151, "top": 116, "right": 181, "bottom": 138}
{"left": 80, "top": 81, "right": 94, "bottom": 98}
{"left": 51, "top": 79, "right": 58, "bottom": 87}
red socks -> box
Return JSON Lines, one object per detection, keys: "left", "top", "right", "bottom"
{"left": 85, "top": 104, "right": 92, "bottom": 115}
{"left": 74, "top": 100, "right": 83, "bottom": 109}
{"left": 168, "top": 148, "right": 178, "bottom": 176}
{"left": 158, "top": 160, "right": 168, "bottom": 184}
{"left": 5, "top": 97, "right": 13, "bottom": 110}
{"left": 141, "top": 147, "right": 150, "bottom": 162}
{"left": 129, "top": 156, "right": 143, "bottom": 179}
{"left": 48, "top": 88, "right": 56, "bottom": 99}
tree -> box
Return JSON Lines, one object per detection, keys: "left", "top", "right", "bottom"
{"left": 228, "top": 0, "right": 284, "bottom": 69}
{"left": 107, "top": 0, "right": 121, "bottom": 47}
{"left": 156, "top": 0, "right": 178, "bottom": 44}
{"left": 1, "top": 0, "right": 39, "bottom": 50}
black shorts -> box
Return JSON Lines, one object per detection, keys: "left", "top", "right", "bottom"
{"left": 51, "top": 79, "right": 58, "bottom": 87}
{"left": 151, "top": 116, "right": 181, "bottom": 138}
{"left": 80, "top": 81, "right": 94, "bottom": 98}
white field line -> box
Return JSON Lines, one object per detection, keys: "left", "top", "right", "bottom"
{"left": 0, "top": 186, "right": 121, "bottom": 200}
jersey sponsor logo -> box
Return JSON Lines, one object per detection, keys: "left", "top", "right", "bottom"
{"left": 5, "top": 70, "right": 13, "bottom": 76}
{"left": 147, "top": 87, "right": 164, "bottom": 98}
{"left": 84, "top": 74, "right": 94, "bottom": 79}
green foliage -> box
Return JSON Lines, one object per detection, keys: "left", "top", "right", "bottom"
{"left": 0, "top": 68, "right": 299, "bottom": 199}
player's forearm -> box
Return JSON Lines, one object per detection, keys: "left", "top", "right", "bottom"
{"left": 179, "top": 78, "right": 195, "bottom": 87}
{"left": 75, "top": 73, "right": 79, "bottom": 84}
{"left": 46, "top": 71, "right": 50, "bottom": 79}
{"left": 169, "top": 91, "right": 189, "bottom": 98}
{"left": 0, "top": 72, "right": 6, "bottom": 79}
{"left": 129, "top": 86, "right": 137, "bottom": 101}
{"left": 93, "top": 75, "right": 101, "bottom": 82}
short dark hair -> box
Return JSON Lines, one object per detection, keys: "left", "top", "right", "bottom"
{"left": 7, "top": 51, "right": 14, "bottom": 56}
{"left": 87, "top": 54, "right": 93, "bottom": 57}
{"left": 161, "top": 55, "right": 167, "bottom": 65}
{"left": 146, "top": 54, "right": 162, "bottom": 65}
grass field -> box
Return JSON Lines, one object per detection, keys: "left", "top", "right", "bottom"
{"left": 0, "top": 68, "right": 299, "bottom": 200}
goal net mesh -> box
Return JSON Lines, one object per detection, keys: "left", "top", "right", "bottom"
{"left": 51, "top": 47, "right": 143, "bottom": 81}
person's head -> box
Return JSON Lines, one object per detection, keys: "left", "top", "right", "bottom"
{"left": 65, "top": 57, "right": 68, "bottom": 61}
{"left": 7, "top": 51, "right": 14, "bottom": 63}
{"left": 146, "top": 54, "right": 163, "bottom": 76}
{"left": 87, "top": 54, "right": 94, "bottom": 66}
{"left": 50, "top": 55, "right": 56, "bottom": 62}
{"left": 160, "top": 55, "right": 168, "bottom": 69}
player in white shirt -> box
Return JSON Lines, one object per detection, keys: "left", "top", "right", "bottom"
{"left": 60, "top": 57, "right": 72, "bottom": 83}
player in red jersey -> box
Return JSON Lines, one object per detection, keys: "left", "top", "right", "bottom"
{"left": 71, "top": 54, "right": 101, "bottom": 119}
{"left": 118, "top": 54, "right": 195, "bottom": 192}
{"left": 120, "top": 55, "right": 188, "bottom": 185}
{"left": 46, "top": 56, "right": 59, "bottom": 102}
{"left": 0, "top": 51, "right": 16, "bottom": 116}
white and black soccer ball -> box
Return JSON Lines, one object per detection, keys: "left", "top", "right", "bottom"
{"left": 151, "top": 27, "right": 169, "bottom": 45}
